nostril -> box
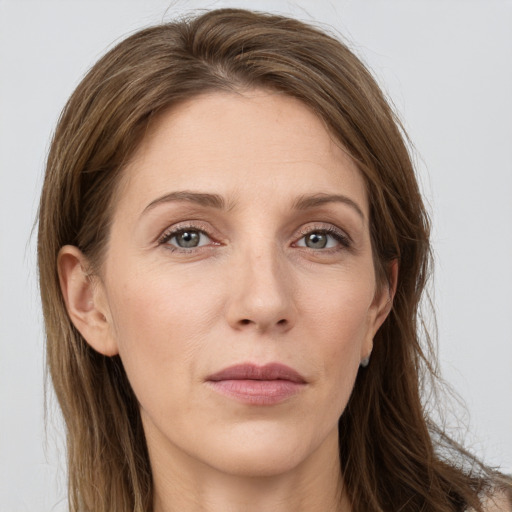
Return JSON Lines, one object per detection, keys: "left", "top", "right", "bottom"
{"left": 277, "top": 319, "right": 287, "bottom": 326}
{"left": 240, "top": 319, "right": 251, "bottom": 325}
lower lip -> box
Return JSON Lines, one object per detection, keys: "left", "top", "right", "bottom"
{"left": 207, "top": 379, "right": 305, "bottom": 405}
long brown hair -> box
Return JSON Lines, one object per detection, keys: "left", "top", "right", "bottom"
{"left": 38, "top": 8, "right": 504, "bottom": 511}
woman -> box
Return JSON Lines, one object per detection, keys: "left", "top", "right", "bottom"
{"left": 37, "top": 8, "right": 511, "bottom": 512}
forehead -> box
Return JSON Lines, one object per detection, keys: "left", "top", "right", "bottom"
{"left": 116, "top": 89, "right": 368, "bottom": 217}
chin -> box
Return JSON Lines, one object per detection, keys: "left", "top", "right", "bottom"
{"left": 210, "top": 444, "right": 307, "bottom": 478}
{"left": 195, "top": 421, "right": 336, "bottom": 478}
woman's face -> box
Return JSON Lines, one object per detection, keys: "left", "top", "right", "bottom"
{"left": 91, "top": 90, "right": 390, "bottom": 477}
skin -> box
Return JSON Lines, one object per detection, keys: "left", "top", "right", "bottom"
{"left": 59, "top": 89, "right": 394, "bottom": 512}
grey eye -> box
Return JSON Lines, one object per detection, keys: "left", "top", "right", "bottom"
{"left": 160, "top": 226, "right": 214, "bottom": 251}
{"left": 296, "top": 230, "right": 345, "bottom": 250}
{"left": 304, "top": 232, "right": 328, "bottom": 249}
{"left": 172, "top": 230, "right": 204, "bottom": 248}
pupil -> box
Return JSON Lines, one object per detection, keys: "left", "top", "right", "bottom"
{"left": 306, "top": 233, "right": 327, "bottom": 248}
{"left": 177, "top": 231, "right": 199, "bottom": 248}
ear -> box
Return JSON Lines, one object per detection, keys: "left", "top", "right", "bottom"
{"left": 57, "top": 245, "right": 119, "bottom": 356}
{"left": 362, "top": 259, "right": 399, "bottom": 359}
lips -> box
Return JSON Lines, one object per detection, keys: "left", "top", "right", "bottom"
{"left": 207, "top": 363, "right": 306, "bottom": 383}
{"left": 206, "top": 363, "right": 307, "bottom": 405}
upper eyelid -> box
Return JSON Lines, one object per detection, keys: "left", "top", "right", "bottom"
{"left": 297, "top": 224, "right": 344, "bottom": 235}
{"left": 157, "top": 221, "right": 216, "bottom": 245}
{"left": 294, "top": 223, "right": 351, "bottom": 241}
{"left": 162, "top": 227, "right": 211, "bottom": 240}
{"left": 156, "top": 220, "right": 352, "bottom": 245}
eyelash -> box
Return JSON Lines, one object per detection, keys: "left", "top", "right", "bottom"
{"left": 295, "top": 225, "right": 352, "bottom": 251}
{"left": 157, "top": 222, "right": 217, "bottom": 252}
{"left": 157, "top": 223, "right": 352, "bottom": 253}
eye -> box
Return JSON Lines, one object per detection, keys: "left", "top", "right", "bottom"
{"left": 295, "top": 228, "right": 350, "bottom": 250}
{"left": 160, "top": 228, "right": 212, "bottom": 249}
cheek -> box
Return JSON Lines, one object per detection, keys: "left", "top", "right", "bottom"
{"left": 301, "top": 270, "right": 374, "bottom": 345}
{"left": 299, "top": 272, "right": 374, "bottom": 396}
{"left": 105, "top": 265, "right": 225, "bottom": 411}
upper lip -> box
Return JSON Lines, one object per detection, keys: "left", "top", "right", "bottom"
{"left": 206, "top": 363, "right": 307, "bottom": 383}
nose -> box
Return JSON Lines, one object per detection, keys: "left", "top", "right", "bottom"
{"left": 225, "top": 244, "right": 296, "bottom": 334}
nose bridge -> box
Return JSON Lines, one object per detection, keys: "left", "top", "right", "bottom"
{"left": 227, "top": 234, "right": 295, "bottom": 332}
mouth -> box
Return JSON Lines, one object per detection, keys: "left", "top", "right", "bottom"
{"left": 205, "top": 363, "right": 307, "bottom": 405}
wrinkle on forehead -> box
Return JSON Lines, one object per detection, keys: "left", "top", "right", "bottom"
{"left": 113, "top": 88, "right": 369, "bottom": 227}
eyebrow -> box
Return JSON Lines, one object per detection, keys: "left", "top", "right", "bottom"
{"left": 143, "top": 191, "right": 226, "bottom": 214}
{"left": 292, "top": 193, "right": 365, "bottom": 221}
{"left": 142, "top": 190, "right": 365, "bottom": 221}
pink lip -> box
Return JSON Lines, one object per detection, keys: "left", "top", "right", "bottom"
{"left": 206, "top": 363, "right": 307, "bottom": 405}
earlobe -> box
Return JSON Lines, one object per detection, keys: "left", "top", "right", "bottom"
{"left": 57, "top": 245, "right": 118, "bottom": 356}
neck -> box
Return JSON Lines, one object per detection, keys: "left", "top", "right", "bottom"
{"left": 147, "top": 426, "right": 351, "bottom": 512}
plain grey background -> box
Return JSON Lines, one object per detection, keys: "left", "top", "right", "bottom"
{"left": 1, "top": 0, "right": 511, "bottom": 510}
